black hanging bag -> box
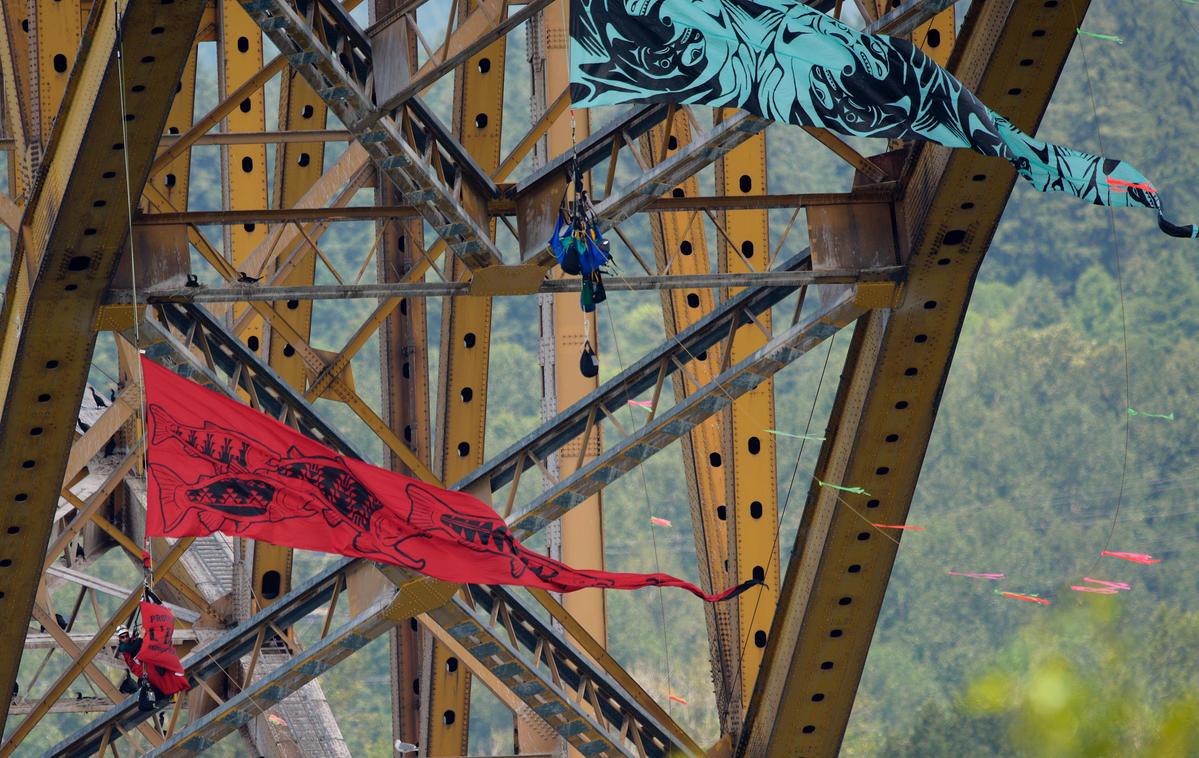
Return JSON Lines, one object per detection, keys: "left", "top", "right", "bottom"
{"left": 579, "top": 340, "right": 599, "bottom": 378}
{"left": 589, "top": 271, "right": 607, "bottom": 306}
{"left": 137, "top": 681, "right": 157, "bottom": 711}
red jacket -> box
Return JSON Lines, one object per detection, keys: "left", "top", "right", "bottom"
{"left": 118, "top": 637, "right": 143, "bottom": 678}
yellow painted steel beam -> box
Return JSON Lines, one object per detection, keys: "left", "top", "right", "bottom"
{"left": 493, "top": 87, "right": 569, "bottom": 184}
{"left": 145, "top": 1, "right": 361, "bottom": 179}
{"left": 266, "top": 66, "right": 326, "bottom": 392}
{"left": 870, "top": 0, "right": 955, "bottom": 67}
{"left": 28, "top": 0, "right": 82, "bottom": 149}
{"left": 218, "top": 0, "right": 269, "bottom": 358}
{"left": 0, "top": 193, "right": 19, "bottom": 234}
{"left": 424, "top": 4, "right": 509, "bottom": 749}
{"left": 375, "top": 7, "right": 430, "bottom": 748}
{"left": 247, "top": 55, "right": 331, "bottom": 616}
{"left": 147, "top": 53, "right": 288, "bottom": 178}
{"left": 421, "top": 611, "right": 562, "bottom": 739}
{"left": 213, "top": 0, "right": 297, "bottom": 638}
{"left": 152, "top": 45, "right": 198, "bottom": 211}
{"left": 712, "top": 122, "right": 778, "bottom": 723}
{"left": 0, "top": 0, "right": 205, "bottom": 732}
{"left": 738, "top": 3, "right": 1089, "bottom": 757}
{"left": 637, "top": 121, "right": 741, "bottom": 732}
{"left": 61, "top": 384, "right": 138, "bottom": 485}
{"left": 536, "top": 0, "right": 607, "bottom": 653}
{"left": 913, "top": 6, "right": 955, "bottom": 67}
{"left": 0, "top": 4, "right": 32, "bottom": 197}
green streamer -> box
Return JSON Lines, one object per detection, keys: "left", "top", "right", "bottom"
{"left": 1127, "top": 408, "right": 1174, "bottom": 420}
{"left": 765, "top": 429, "right": 826, "bottom": 441}
{"left": 1077, "top": 28, "right": 1124, "bottom": 44}
{"left": 816, "top": 479, "right": 871, "bottom": 496}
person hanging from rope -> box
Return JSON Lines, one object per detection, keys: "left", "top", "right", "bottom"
{"left": 115, "top": 624, "right": 143, "bottom": 695}
{"left": 132, "top": 586, "right": 190, "bottom": 710}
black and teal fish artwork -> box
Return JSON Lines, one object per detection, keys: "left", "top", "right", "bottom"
{"left": 569, "top": 0, "right": 1196, "bottom": 238}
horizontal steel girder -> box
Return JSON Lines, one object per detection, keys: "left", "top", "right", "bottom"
{"left": 126, "top": 186, "right": 897, "bottom": 225}
{"left": 9, "top": 697, "right": 114, "bottom": 715}
{"left": 0, "top": 0, "right": 206, "bottom": 734}
{"left": 110, "top": 267, "right": 903, "bottom": 304}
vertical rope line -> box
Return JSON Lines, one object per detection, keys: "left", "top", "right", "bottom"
{"left": 114, "top": 0, "right": 152, "bottom": 588}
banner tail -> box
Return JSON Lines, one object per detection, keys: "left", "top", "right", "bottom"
{"left": 696, "top": 578, "right": 766, "bottom": 603}
{"left": 1158, "top": 211, "right": 1199, "bottom": 239}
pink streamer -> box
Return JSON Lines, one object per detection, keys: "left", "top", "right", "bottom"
{"left": 996, "top": 591, "right": 1051, "bottom": 605}
{"left": 650, "top": 517, "right": 672, "bottom": 527}
{"left": 1071, "top": 577, "right": 1131, "bottom": 594}
{"left": 1102, "top": 551, "right": 1160, "bottom": 564}
{"left": 947, "top": 571, "right": 1005, "bottom": 580}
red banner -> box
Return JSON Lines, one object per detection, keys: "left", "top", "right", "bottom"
{"left": 134, "top": 601, "right": 190, "bottom": 696}
{"left": 143, "top": 357, "right": 757, "bottom": 602}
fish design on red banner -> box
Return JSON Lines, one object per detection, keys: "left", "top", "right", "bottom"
{"left": 151, "top": 465, "right": 325, "bottom": 534}
{"left": 150, "top": 405, "right": 279, "bottom": 474}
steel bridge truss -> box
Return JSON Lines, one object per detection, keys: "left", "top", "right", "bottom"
{"left": 0, "top": 0, "right": 1094, "bottom": 755}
